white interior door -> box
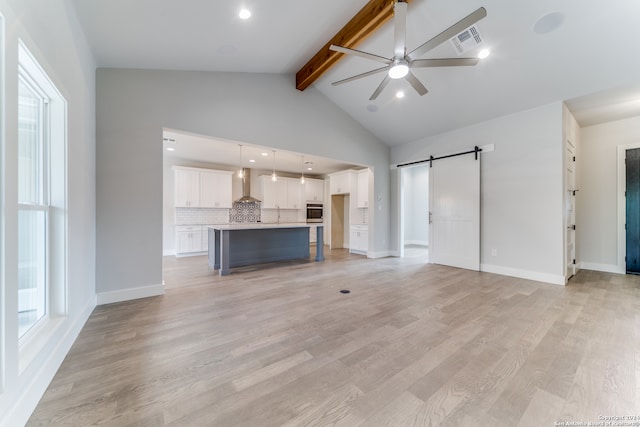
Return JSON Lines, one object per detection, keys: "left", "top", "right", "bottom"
{"left": 429, "top": 154, "right": 480, "bottom": 271}
{"left": 565, "top": 139, "right": 576, "bottom": 279}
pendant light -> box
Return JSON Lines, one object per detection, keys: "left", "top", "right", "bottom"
{"left": 271, "top": 150, "right": 277, "bottom": 182}
{"left": 300, "top": 155, "right": 305, "bottom": 184}
{"left": 237, "top": 144, "right": 244, "bottom": 178}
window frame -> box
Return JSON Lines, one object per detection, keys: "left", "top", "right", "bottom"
{"left": 17, "top": 68, "right": 51, "bottom": 340}
{"left": 16, "top": 40, "right": 68, "bottom": 368}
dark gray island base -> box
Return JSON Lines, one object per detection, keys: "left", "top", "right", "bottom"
{"left": 208, "top": 224, "right": 324, "bottom": 275}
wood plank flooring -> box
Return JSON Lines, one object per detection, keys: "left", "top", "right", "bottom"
{"left": 27, "top": 249, "right": 640, "bottom": 426}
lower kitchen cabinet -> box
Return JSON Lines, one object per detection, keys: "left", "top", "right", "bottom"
{"left": 309, "top": 224, "right": 318, "bottom": 244}
{"left": 350, "top": 225, "right": 368, "bottom": 255}
{"left": 176, "top": 225, "right": 204, "bottom": 256}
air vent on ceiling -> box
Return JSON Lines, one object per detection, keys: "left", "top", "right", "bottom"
{"left": 449, "top": 24, "right": 484, "bottom": 55}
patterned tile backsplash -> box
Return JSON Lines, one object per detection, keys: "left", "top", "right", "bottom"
{"left": 175, "top": 208, "right": 230, "bottom": 225}
{"left": 230, "top": 201, "right": 262, "bottom": 223}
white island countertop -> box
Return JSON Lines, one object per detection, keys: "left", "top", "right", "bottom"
{"left": 208, "top": 223, "right": 315, "bottom": 231}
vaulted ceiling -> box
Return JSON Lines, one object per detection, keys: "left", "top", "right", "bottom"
{"left": 72, "top": 0, "right": 640, "bottom": 146}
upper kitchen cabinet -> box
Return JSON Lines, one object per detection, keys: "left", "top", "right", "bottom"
{"left": 287, "top": 179, "right": 303, "bottom": 209}
{"left": 330, "top": 170, "right": 354, "bottom": 195}
{"left": 200, "top": 170, "right": 233, "bottom": 208}
{"left": 260, "top": 176, "right": 286, "bottom": 209}
{"left": 260, "top": 176, "right": 303, "bottom": 209}
{"left": 304, "top": 178, "right": 324, "bottom": 202}
{"left": 357, "top": 169, "right": 369, "bottom": 208}
{"left": 175, "top": 167, "right": 200, "bottom": 207}
{"left": 174, "top": 166, "right": 233, "bottom": 208}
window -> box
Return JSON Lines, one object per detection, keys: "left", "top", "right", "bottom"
{"left": 17, "top": 42, "right": 67, "bottom": 343}
{"left": 17, "top": 71, "right": 49, "bottom": 337}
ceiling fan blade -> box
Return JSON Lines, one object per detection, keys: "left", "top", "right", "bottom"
{"left": 329, "top": 45, "right": 392, "bottom": 65}
{"left": 411, "top": 58, "right": 479, "bottom": 68}
{"left": 331, "top": 66, "right": 389, "bottom": 86}
{"left": 409, "top": 7, "right": 487, "bottom": 59}
{"left": 405, "top": 71, "right": 428, "bottom": 96}
{"left": 370, "top": 75, "right": 391, "bottom": 101}
{"left": 393, "top": 1, "right": 408, "bottom": 58}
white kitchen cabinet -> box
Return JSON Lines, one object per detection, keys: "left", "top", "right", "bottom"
{"left": 175, "top": 168, "right": 200, "bottom": 207}
{"left": 175, "top": 166, "right": 233, "bottom": 209}
{"left": 200, "top": 170, "right": 233, "bottom": 208}
{"left": 260, "top": 176, "right": 286, "bottom": 209}
{"left": 260, "top": 176, "right": 302, "bottom": 209}
{"left": 357, "top": 169, "right": 369, "bottom": 208}
{"left": 176, "top": 225, "right": 204, "bottom": 255}
{"left": 287, "top": 179, "right": 302, "bottom": 209}
{"left": 309, "top": 225, "right": 317, "bottom": 244}
{"left": 305, "top": 178, "right": 324, "bottom": 202}
{"left": 330, "top": 170, "right": 354, "bottom": 195}
{"left": 350, "top": 225, "right": 368, "bottom": 254}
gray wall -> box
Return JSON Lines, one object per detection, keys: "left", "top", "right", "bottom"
{"left": 0, "top": 0, "right": 96, "bottom": 424}
{"left": 391, "top": 102, "right": 565, "bottom": 283}
{"left": 96, "top": 69, "right": 390, "bottom": 296}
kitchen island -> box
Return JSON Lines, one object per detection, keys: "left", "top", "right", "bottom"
{"left": 208, "top": 223, "right": 324, "bottom": 275}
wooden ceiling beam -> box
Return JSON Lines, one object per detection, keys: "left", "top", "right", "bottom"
{"left": 296, "top": 0, "right": 410, "bottom": 92}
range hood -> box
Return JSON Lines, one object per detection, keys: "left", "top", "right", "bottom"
{"left": 234, "top": 168, "right": 261, "bottom": 204}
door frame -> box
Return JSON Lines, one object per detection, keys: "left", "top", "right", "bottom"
{"left": 617, "top": 143, "right": 640, "bottom": 274}
{"left": 564, "top": 137, "right": 577, "bottom": 281}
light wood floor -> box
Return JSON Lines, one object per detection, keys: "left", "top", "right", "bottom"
{"left": 28, "top": 248, "right": 640, "bottom": 426}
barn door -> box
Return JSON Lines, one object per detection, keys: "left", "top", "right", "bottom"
{"left": 428, "top": 154, "right": 480, "bottom": 271}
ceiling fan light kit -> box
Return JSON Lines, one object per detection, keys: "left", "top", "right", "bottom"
{"left": 389, "top": 59, "right": 409, "bottom": 79}
{"left": 329, "top": 1, "right": 487, "bottom": 101}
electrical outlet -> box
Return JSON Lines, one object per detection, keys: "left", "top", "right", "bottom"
{"left": 491, "top": 248, "right": 497, "bottom": 257}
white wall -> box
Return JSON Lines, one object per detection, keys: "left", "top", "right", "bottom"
{"left": 391, "top": 102, "right": 565, "bottom": 284}
{"left": 96, "top": 69, "right": 390, "bottom": 301}
{"left": 578, "top": 115, "right": 640, "bottom": 273}
{"left": 0, "top": 0, "right": 96, "bottom": 425}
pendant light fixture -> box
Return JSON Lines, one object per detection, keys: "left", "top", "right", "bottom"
{"left": 271, "top": 150, "right": 277, "bottom": 182}
{"left": 237, "top": 144, "right": 244, "bottom": 178}
{"left": 300, "top": 155, "right": 305, "bottom": 184}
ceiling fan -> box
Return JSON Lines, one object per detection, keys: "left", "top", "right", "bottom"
{"left": 329, "top": 1, "right": 487, "bottom": 100}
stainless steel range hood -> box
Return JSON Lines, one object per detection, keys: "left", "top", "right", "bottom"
{"left": 234, "top": 168, "right": 261, "bottom": 204}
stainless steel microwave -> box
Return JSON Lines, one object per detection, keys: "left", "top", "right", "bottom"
{"left": 306, "top": 203, "right": 323, "bottom": 223}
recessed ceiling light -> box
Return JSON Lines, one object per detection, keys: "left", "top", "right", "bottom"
{"left": 533, "top": 11, "right": 565, "bottom": 34}
{"left": 239, "top": 8, "right": 251, "bottom": 19}
{"left": 478, "top": 49, "right": 490, "bottom": 59}
{"left": 396, "top": 91, "right": 405, "bottom": 99}
{"left": 249, "top": 159, "right": 255, "bottom": 163}
{"left": 166, "top": 147, "right": 175, "bottom": 152}
{"left": 261, "top": 152, "right": 268, "bottom": 156}
{"left": 307, "top": 167, "right": 313, "bottom": 171}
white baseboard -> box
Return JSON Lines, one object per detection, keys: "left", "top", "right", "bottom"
{"left": 175, "top": 251, "right": 206, "bottom": 258}
{"left": 3, "top": 296, "right": 96, "bottom": 427}
{"left": 577, "top": 261, "right": 623, "bottom": 274}
{"left": 163, "top": 249, "right": 176, "bottom": 256}
{"left": 480, "top": 263, "right": 565, "bottom": 286}
{"left": 404, "top": 240, "right": 428, "bottom": 246}
{"left": 96, "top": 284, "right": 165, "bottom": 305}
{"left": 367, "top": 250, "right": 393, "bottom": 259}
